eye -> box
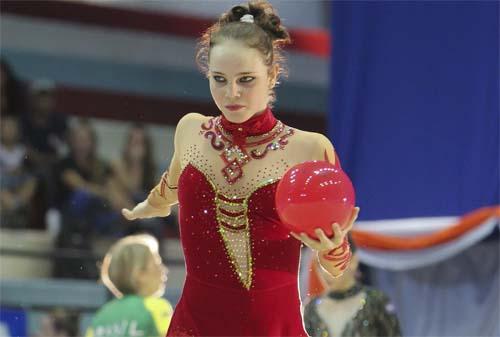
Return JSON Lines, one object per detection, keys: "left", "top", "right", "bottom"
{"left": 212, "top": 75, "right": 226, "bottom": 83}
{"left": 239, "top": 76, "right": 255, "bottom": 83}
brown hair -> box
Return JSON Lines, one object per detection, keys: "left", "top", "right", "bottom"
{"left": 196, "top": 0, "right": 292, "bottom": 104}
{"left": 122, "top": 123, "right": 156, "bottom": 190}
{"left": 68, "top": 118, "right": 107, "bottom": 181}
{"left": 100, "top": 234, "right": 159, "bottom": 298}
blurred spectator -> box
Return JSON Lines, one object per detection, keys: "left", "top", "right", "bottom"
{"left": 107, "top": 124, "right": 165, "bottom": 237}
{"left": 52, "top": 119, "right": 114, "bottom": 279}
{"left": 304, "top": 236, "right": 402, "bottom": 337}
{"left": 0, "top": 58, "right": 26, "bottom": 117}
{"left": 21, "top": 79, "right": 67, "bottom": 171}
{"left": 0, "top": 115, "right": 36, "bottom": 228}
{"left": 34, "top": 308, "right": 80, "bottom": 337}
{"left": 108, "top": 124, "right": 156, "bottom": 211}
{"left": 85, "top": 234, "right": 173, "bottom": 337}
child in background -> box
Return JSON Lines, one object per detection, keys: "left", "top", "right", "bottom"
{"left": 86, "top": 234, "right": 172, "bottom": 337}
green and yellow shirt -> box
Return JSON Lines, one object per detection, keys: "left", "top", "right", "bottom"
{"left": 86, "top": 295, "right": 173, "bottom": 337}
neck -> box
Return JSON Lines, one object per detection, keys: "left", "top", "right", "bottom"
{"left": 136, "top": 289, "right": 149, "bottom": 297}
{"left": 219, "top": 106, "right": 277, "bottom": 148}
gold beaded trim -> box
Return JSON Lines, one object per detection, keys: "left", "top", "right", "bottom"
{"left": 216, "top": 210, "right": 247, "bottom": 231}
{"left": 218, "top": 226, "right": 253, "bottom": 289}
{"left": 216, "top": 199, "right": 246, "bottom": 213}
{"left": 184, "top": 161, "right": 279, "bottom": 290}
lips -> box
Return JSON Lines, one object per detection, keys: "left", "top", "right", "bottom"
{"left": 225, "top": 105, "right": 244, "bottom": 111}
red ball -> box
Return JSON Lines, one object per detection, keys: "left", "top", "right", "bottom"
{"left": 275, "top": 161, "right": 355, "bottom": 239}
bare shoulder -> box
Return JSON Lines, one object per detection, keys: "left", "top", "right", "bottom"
{"left": 289, "top": 128, "right": 336, "bottom": 163}
{"left": 176, "top": 112, "right": 210, "bottom": 130}
{"left": 173, "top": 112, "right": 212, "bottom": 152}
{"left": 292, "top": 129, "right": 330, "bottom": 145}
{"left": 175, "top": 112, "right": 212, "bottom": 139}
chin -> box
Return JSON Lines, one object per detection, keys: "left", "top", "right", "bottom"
{"left": 221, "top": 111, "right": 253, "bottom": 124}
{"left": 152, "top": 285, "right": 166, "bottom": 298}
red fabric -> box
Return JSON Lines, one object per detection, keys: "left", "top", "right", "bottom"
{"left": 168, "top": 164, "right": 307, "bottom": 337}
{"left": 219, "top": 107, "right": 277, "bottom": 148}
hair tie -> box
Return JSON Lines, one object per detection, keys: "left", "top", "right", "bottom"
{"left": 240, "top": 14, "right": 254, "bottom": 23}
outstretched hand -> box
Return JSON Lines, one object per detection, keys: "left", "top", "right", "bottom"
{"left": 121, "top": 200, "right": 171, "bottom": 221}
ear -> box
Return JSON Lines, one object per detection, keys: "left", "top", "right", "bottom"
{"left": 268, "top": 64, "right": 279, "bottom": 88}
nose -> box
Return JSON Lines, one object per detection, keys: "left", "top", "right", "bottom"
{"left": 226, "top": 81, "right": 241, "bottom": 99}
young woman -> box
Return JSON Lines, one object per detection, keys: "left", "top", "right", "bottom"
{"left": 123, "top": 1, "right": 359, "bottom": 336}
{"left": 86, "top": 234, "right": 173, "bottom": 337}
{"left": 108, "top": 124, "right": 156, "bottom": 212}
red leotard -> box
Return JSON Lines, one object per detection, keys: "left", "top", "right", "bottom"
{"left": 164, "top": 111, "right": 311, "bottom": 337}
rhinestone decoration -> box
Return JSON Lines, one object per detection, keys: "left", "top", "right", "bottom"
{"left": 199, "top": 116, "right": 295, "bottom": 184}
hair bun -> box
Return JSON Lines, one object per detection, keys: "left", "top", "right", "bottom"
{"left": 229, "top": 5, "right": 249, "bottom": 21}
{"left": 269, "top": 15, "right": 280, "bottom": 27}
{"left": 248, "top": 5, "right": 264, "bottom": 19}
{"left": 247, "top": 1, "right": 291, "bottom": 44}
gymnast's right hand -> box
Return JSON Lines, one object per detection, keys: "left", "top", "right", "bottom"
{"left": 121, "top": 200, "right": 171, "bottom": 220}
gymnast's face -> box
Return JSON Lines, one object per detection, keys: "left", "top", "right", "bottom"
{"left": 208, "top": 39, "right": 275, "bottom": 123}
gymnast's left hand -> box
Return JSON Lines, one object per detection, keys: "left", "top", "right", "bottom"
{"left": 290, "top": 207, "right": 360, "bottom": 252}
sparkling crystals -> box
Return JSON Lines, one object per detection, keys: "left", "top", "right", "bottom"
{"left": 199, "top": 116, "right": 295, "bottom": 184}
{"left": 181, "top": 124, "right": 296, "bottom": 291}
{"left": 222, "top": 160, "right": 244, "bottom": 184}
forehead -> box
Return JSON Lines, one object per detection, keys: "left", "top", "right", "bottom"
{"left": 209, "top": 39, "right": 267, "bottom": 74}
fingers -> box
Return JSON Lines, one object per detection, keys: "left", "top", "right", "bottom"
{"left": 289, "top": 207, "right": 361, "bottom": 252}
{"left": 121, "top": 208, "right": 136, "bottom": 221}
{"left": 290, "top": 232, "right": 322, "bottom": 250}
{"left": 315, "top": 228, "right": 336, "bottom": 250}
{"left": 343, "top": 206, "right": 360, "bottom": 233}
{"left": 349, "top": 207, "right": 359, "bottom": 223}
{"left": 331, "top": 223, "right": 344, "bottom": 245}
{"left": 350, "top": 207, "right": 360, "bottom": 225}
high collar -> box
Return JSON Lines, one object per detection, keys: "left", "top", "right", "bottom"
{"left": 219, "top": 107, "right": 277, "bottom": 148}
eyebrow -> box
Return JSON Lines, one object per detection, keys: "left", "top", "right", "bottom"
{"left": 211, "top": 71, "right": 256, "bottom": 75}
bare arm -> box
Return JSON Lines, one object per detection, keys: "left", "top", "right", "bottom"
{"left": 122, "top": 113, "right": 200, "bottom": 220}
{"left": 62, "top": 169, "right": 106, "bottom": 198}
{"left": 0, "top": 177, "right": 37, "bottom": 210}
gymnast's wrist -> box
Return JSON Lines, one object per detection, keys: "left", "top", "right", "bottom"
{"left": 319, "top": 237, "right": 352, "bottom": 270}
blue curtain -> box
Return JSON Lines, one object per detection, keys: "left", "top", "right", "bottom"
{"left": 329, "top": 1, "right": 499, "bottom": 221}
{"left": 328, "top": 2, "right": 499, "bottom": 336}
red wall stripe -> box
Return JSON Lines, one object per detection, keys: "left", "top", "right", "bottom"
{"left": 1, "top": 0, "right": 330, "bottom": 57}
{"left": 56, "top": 85, "right": 326, "bottom": 132}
